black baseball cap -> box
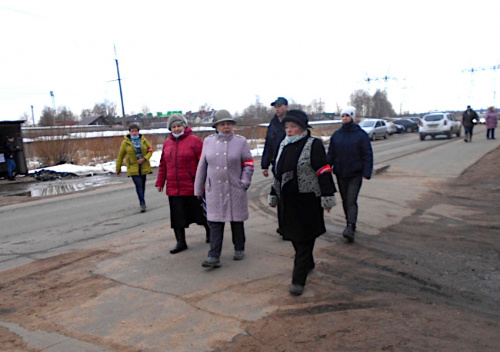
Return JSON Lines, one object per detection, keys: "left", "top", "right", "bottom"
{"left": 271, "top": 97, "right": 288, "bottom": 107}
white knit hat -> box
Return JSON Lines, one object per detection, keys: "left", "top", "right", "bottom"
{"left": 340, "top": 106, "right": 356, "bottom": 119}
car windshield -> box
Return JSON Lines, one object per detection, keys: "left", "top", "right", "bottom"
{"left": 359, "top": 120, "right": 375, "bottom": 127}
{"left": 424, "top": 114, "right": 444, "bottom": 121}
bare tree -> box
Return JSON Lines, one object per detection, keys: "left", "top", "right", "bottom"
{"left": 349, "top": 90, "right": 372, "bottom": 117}
{"left": 55, "top": 106, "right": 76, "bottom": 125}
{"left": 80, "top": 108, "right": 92, "bottom": 118}
{"left": 371, "top": 90, "right": 396, "bottom": 118}
{"left": 39, "top": 106, "right": 56, "bottom": 126}
{"left": 92, "top": 100, "right": 117, "bottom": 117}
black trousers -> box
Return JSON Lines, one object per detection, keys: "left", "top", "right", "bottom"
{"left": 208, "top": 221, "right": 245, "bottom": 259}
{"left": 291, "top": 239, "right": 316, "bottom": 285}
{"left": 336, "top": 175, "right": 363, "bottom": 225}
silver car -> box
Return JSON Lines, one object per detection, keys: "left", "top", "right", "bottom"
{"left": 359, "top": 118, "right": 389, "bottom": 141}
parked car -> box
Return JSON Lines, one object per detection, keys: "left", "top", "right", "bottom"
{"left": 393, "top": 119, "right": 419, "bottom": 133}
{"left": 359, "top": 118, "right": 389, "bottom": 141}
{"left": 419, "top": 112, "right": 462, "bottom": 140}
{"left": 406, "top": 117, "right": 422, "bottom": 125}
{"left": 384, "top": 120, "right": 398, "bottom": 135}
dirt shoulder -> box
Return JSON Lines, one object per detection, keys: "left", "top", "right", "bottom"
{"left": 213, "top": 146, "right": 500, "bottom": 351}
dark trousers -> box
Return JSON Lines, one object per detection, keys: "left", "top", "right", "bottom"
{"left": 291, "top": 239, "right": 316, "bottom": 285}
{"left": 487, "top": 128, "right": 495, "bottom": 139}
{"left": 6, "top": 158, "right": 16, "bottom": 179}
{"left": 336, "top": 175, "right": 363, "bottom": 225}
{"left": 464, "top": 125, "right": 474, "bottom": 140}
{"left": 131, "top": 175, "right": 147, "bottom": 205}
{"left": 208, "top": 221, "right": 245, "bottom": 259}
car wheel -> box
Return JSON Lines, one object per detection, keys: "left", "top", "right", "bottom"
{"left": 371, "top": 133, "right": 376, "bottom": 141}
{"left": 406, "top": 127, "right": 411, "bottom": 133}
{"left": 420, "top": 133, "right": 425, "bottom": 141}
{"left": 457, "top": 128, "right": 461, "bottom": 137}
{"left": 446, "top": 130, "right": 452, "bottom": 139}
{"left": 384, "top": 132, "right": 388, "bottom": 139}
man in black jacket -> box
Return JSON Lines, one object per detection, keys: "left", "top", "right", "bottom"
{"left": 262, "top": 97, "right": 288, "bottom": 177}
{"left": 3, "top": 135, "right": 19, "bottom": 181}
{"left": 462, "top": 105, "right": 479, "bottom": 143}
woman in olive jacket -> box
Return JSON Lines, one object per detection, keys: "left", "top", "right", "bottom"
{"left": 116, "top": 123, "right": 153, "bottom": 213}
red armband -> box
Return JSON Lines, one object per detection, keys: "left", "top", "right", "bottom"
{"left": 242, "top": 158, "right": 254, "bottom": 168}
{"left": 316, "top": 165, "right": 332, "bottom": 176}
{"left": 147, "top": 147, "right": 153, "bottom": 153}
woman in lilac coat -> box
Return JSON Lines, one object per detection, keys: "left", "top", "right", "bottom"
{"left": 195, "top": 110, "right": 254, "bottom": 268}
{"left": 485, "top": 106, "right": 498, "bottom": 140}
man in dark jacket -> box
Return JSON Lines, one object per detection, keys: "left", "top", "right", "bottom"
{"left": 3, "top": 135, "right": 19, "bottom": 181}
{"left": 261, "top": 97, "right": 288, "bottom": 177}
{"left": 327, "top": 106, "right": 373, "bottom": 243}
{"left": 462, "top": 105, "right": 478, "bottom": 143}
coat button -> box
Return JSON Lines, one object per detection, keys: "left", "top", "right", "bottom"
{"left": 216, "top": 152, "right": 219, "bottom": 156}
{"left": 227, "top": 194, "right": 229, "bottom": 197}
{"left": 224, "top": 141, "right": 227, "bottom": 144}
{"left": 218, "top": 180, "right": 221, "bottom": 183}
{"left": 224, "top": 166, "right": 227, "bottom": 170}
{"left": 216, "top": 166, "right": 220, "bottom": 170}
{"left": 224, "top": 152, "right": 227, "bottom": 155}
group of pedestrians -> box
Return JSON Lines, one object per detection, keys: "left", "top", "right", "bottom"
{"left": 263, "top": 98, "right": 373, "bottom": 295}
{"left": 462, "top": 105, "right": 498, "bottom": 142}
{"left": 115, "top": 99, "right": 374, "bottom": 296}
{"left": 115, "top": 110, "right": 255, "bottom": 270}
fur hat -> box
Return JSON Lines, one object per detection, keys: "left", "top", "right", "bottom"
{"left": 281, "top": 109, "right": 311, "bottom": 130}
{"left": 212, "top": 109, "right": 235, "bottom": 128}
{"left": 167, "top": 113, "right": 188, "bottom": 130}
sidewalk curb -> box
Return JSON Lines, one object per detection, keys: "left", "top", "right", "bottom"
{"left": 374, "top": 164, "right": 390, "bottom": 175}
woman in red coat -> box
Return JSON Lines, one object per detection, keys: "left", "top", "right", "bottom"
{"left": 156, "top": 114, "right": 210, "bottom": 254}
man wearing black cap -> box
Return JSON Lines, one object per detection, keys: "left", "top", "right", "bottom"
{"left": 262, "top": 97, "right": 288, "bottom": 177}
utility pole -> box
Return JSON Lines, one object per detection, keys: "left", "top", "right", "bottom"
{"left": 114, "top": 45, "right": 126, "bottom": 128}
{"left": 31, "top": 105, "right": 35, "bottom": 126}
{"left": 50, "top": 91, "right": 55, "bottom": 111}
{"left": 462, "top": 64, "right": 500, "bottom": 106}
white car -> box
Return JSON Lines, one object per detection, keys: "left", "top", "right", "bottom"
{"left": 384, "top": 120, "right": 398, "bottom": 135}
{"left": 359, "top": 118, "right": 389, "bottom": 141}
{"left": 419, "top": 113, "right": 462, "bottom": 140}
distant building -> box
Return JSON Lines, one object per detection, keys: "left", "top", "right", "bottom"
{"left": 79, "top": 115, "right": 115, "bottom": 126}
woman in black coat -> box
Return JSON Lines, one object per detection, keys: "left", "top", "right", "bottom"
{"left": 327, "top": 106, "right": 373, "bottom": 243}
{"left": 269, "top": 110, "right": 336, "bottom": 296}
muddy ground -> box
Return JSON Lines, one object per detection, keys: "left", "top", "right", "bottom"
{"left": 1, "top": 147, "right": 499, "bottom": 351}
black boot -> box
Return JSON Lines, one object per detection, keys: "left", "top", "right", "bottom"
{"left": 170, "top": 228, "right": 188, "bottom": 254}
{"left": 203, "top": 223, "right": 210, "bottom": 243}
{"left": 342, "top": 223, "right": 355, "bottom": 243}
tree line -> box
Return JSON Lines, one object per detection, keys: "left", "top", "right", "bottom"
{"left": 31, "top": 89, "right": 397, "bottom": 126}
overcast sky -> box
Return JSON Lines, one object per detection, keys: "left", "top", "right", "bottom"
{"left": 1, "top": 0, "right": 499, "bottom": 123}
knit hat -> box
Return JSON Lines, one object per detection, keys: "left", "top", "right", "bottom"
{"left": 167, "top": 113, "right": 188, "bottom": 130}
{"left": 281, "top": 109, "right": 311, "bottom": 130}
{"left": 340, "top": 106, "right": 356, "bottom": 119}
{"left": 212, "top": 109, "right": 236, "bottom": 128}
